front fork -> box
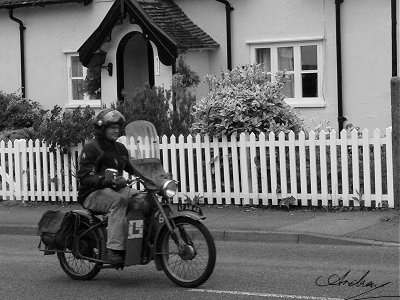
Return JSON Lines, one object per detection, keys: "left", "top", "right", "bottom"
{"left": 150, "top": 194, "right": 184, "bottom": 246}
{"left": 150, "top": 194, "right": 196, "bottom": 261}
{"left": 152, "top": 194, "right": 180, "bottom": 247}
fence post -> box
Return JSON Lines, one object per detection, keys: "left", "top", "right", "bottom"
{"left": 391, "top": 77, "right": 400, "bottom": 208}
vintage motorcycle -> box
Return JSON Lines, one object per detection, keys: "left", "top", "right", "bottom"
{"left": 38, "top": 122, "right": 216, "bottom": 288}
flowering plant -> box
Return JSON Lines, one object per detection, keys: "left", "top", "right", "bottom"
{"left": 190, "top": 64, "right": 304, "bottom": 138}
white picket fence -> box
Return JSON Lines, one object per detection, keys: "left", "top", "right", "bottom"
{"left": 0, "top": 128, "right": 394, "bottom": 208}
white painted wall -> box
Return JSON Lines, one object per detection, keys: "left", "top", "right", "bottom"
{"left": 175, "top": 0, "right": 394, "bottom": 131}
{"left": 340, "top": 0, "right": 392, "bottom": 130}
{"left": 183, "top": 50, "right": 213, "bottom": 98}
{"left": 0, "top": 1, "right": 113, "bottom": 109}
{"left": 0, "top": 10, "right": 21, "bottom": 95}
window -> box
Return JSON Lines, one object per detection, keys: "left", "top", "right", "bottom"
{"left": 66, "top": 53, "right": 101, "bottom": 107}
{"left": 251, "top": 40, "right": 323, "bottom": 107}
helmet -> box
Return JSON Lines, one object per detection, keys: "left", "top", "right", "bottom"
{"left": 94, "top": 108, "right": 125, "bottom": 128}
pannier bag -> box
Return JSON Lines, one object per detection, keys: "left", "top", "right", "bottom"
{"left": 38, "top": 210, "right": 74, "bottom": 252}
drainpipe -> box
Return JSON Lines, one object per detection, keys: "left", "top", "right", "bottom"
{"left": 9, "top": 9, "right": 26, "bottom": 99}
{"left": 335, "top": 0, "right": 346, "bottom": 131}
{"left": 391, "top": 0, "right": 400, "bottom": 208}
{"left": 215, "top": 0, "right": 234, "bottom": 70}
{"left": 392, "top": 0, "right": 397, "bottom": 77}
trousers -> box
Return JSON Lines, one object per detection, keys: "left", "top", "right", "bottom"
{"left": 83, "top": 187, "right": 138, "bottom": 251}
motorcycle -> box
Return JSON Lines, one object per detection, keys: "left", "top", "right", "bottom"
{"left": 38, "top": 121, "right": 216, "bottom": 288}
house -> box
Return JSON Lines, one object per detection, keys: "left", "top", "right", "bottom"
{"left": 0, "top": 0, "right": 397, "bottom": 131}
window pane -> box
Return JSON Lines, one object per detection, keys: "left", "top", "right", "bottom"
{"left": 72, "top": 79, "right": 84, "bottom": 100}
{"left": 71, "top": 56, "right": 83, "bottom": 77}
{"left": 282, "top": 74, "right": 295, "bottom": 98}
{"left": 256, "top": 48, "right": 271, "bottom": 72}
{"left": 301, "top": 45, "right": 317, "bottom": 70}
{"left": 278, "top": 47, "right": 294, "bottom": 71}
{"left": 302, "top": 73, "right": 318, "bottom": 97}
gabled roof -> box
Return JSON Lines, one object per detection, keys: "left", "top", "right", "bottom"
{"left": 79, "top": 0, "right": 182, "bottom": 66}
{"left": 82, "top": 0, "right": 218, "bottom": 66}
{"left": 1, "top": 0, "right": 219, "bottom": 66}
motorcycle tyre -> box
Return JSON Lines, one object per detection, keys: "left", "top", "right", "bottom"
{"left": 159, "top": 217, "right": 216, "bottom": 288}
{"left": 57, "top": 221, "right": 103, "bottom": 280}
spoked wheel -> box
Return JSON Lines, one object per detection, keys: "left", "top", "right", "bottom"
{"left": 160, "top": 217, "right": 216, "bottom": 288}
{"left": 57, "top": 221, "right": 103, "bottom": 280}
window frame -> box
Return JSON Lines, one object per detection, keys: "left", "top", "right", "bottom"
{"left": 249, "top": 39, "right": 324, "bottom": 108}
{"left": 65, "top": 52, "right": 102, "bottom": 108}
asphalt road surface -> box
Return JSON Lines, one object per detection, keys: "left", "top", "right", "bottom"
{"left": 0, "top": 235, "right": 399, "bottom": 300}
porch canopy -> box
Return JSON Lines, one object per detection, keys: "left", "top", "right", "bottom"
{"left": 78, "top": 0, "right": 219, "bottom": 67}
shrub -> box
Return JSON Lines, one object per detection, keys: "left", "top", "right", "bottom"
{"left": 114, "top": 86, "right": 171, "bottom": 136}
{"left": 172, "top": 56, "right": 200, "bottom": 89}
{"left": 0, "top": 128, "right": 37, "bottom": 143}
{"left": 0, "top": 91, "right": 44, "bottom": 132}
{"left": 114, "top": 56, "right": 200, "bottom": 137}
{"left": 190, "top": 64, "right": 304, "bottom": 138}
{"left": 169, "top": 56, "right": 200, "bottom": 136}
{"left": 0, "top": 90, "right": 95, "bottom": 152}
{"left": 36, "top": 105, "right": 95, "bottom": 153}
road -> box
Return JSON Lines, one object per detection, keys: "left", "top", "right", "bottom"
{"left": 0, "top": 235, "right": 399, "bottom": 300}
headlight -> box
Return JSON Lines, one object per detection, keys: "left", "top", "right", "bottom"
{"left": 162, "top": 180, "right": 177, "bottom": 198}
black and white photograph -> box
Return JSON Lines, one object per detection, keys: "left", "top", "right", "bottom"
{"left": 0, "top": 0, "right": 399, "bottom": 299}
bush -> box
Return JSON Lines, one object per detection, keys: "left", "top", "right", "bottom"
{"left": 190, "top": 64, "right": 304, "bottom": 138}
{"left": 114, "top": 56, "right": 200, "bottom": 137}
{"left": 0, "top": 128, "right": 37, "bottom": 143}
{"left": 114, "top": 86, "right": 171, "bottom": 136}
{"left": 36, "top": 106, "right": 95, "bottom": 153}
{"left": 169, "top": 56, "right": 200, "bottom": 136}
{"left": 0, "top": 91, "right": 44, "bottom": 132}
{"left": 0, "top": 90, "right": 95, "bottom": 152}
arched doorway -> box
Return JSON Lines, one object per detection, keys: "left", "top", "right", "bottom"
{"left": 117, "top": 32, "right": 154, "bottom": 101}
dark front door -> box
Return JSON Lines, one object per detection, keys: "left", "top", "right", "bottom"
{"left": 117, "top": 32, "right": 154, "bottom": 101}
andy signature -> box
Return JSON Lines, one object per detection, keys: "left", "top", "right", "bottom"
{"left": 315, "top": 270, "right": 400, "bottom": 300}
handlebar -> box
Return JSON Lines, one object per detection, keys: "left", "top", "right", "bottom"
{"left": 127, "top": 178, "right": 141, "bottom": 187}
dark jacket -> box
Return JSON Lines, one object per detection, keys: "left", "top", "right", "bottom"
{"left": 77, "top": 137, "right": 135, "bottom": 204}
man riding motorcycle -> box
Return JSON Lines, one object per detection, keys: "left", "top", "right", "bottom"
{"left": 77, "top": 108, "right": 138, "bottom": 264}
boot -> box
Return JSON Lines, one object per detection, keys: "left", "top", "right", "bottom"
{"left": 106, "top": 248, "right": 124, "bottom": 264}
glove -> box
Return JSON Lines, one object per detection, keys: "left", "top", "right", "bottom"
{"left": 113, "top": 176, "right": 128, "bottom": 190}
{"left": 99, "top": 176, "right": 114, "bottom": 188}
{"left": 99, "top": 175, "right": 127, "bottom": 190}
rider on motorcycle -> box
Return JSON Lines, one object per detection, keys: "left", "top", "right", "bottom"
{"left": 77, "top": 108, "right": 138, "bottom": 264}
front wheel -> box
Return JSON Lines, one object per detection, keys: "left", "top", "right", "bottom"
{"left": 159, "top": 217, "right": 216, "bottom": 288}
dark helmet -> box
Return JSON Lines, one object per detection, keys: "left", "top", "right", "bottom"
{"left": 94, "top": 108, "right": 125, "bottom": 129}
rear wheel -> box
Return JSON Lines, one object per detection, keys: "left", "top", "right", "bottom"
{"left": 57, "top": 221, "right": 103, "bottom": 280}
{"left": 159, "top": 217, "right": 216, "bottom": 288}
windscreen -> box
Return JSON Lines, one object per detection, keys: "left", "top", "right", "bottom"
{"left": 125, "top": 120, "right": 159, "bottom": 159}
{"left": 130, "top": 158, "right": 170, "bottom": 190}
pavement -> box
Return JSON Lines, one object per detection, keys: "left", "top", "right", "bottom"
{"left": 0, "top": 200, "right": 399, "bottom": 247}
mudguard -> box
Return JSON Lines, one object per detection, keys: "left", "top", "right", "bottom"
{"left": 171, "top": 210, "right": 205, "bottom": 222}
{"left": 153, "top": 213, "right": 205, "bottom": 271}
